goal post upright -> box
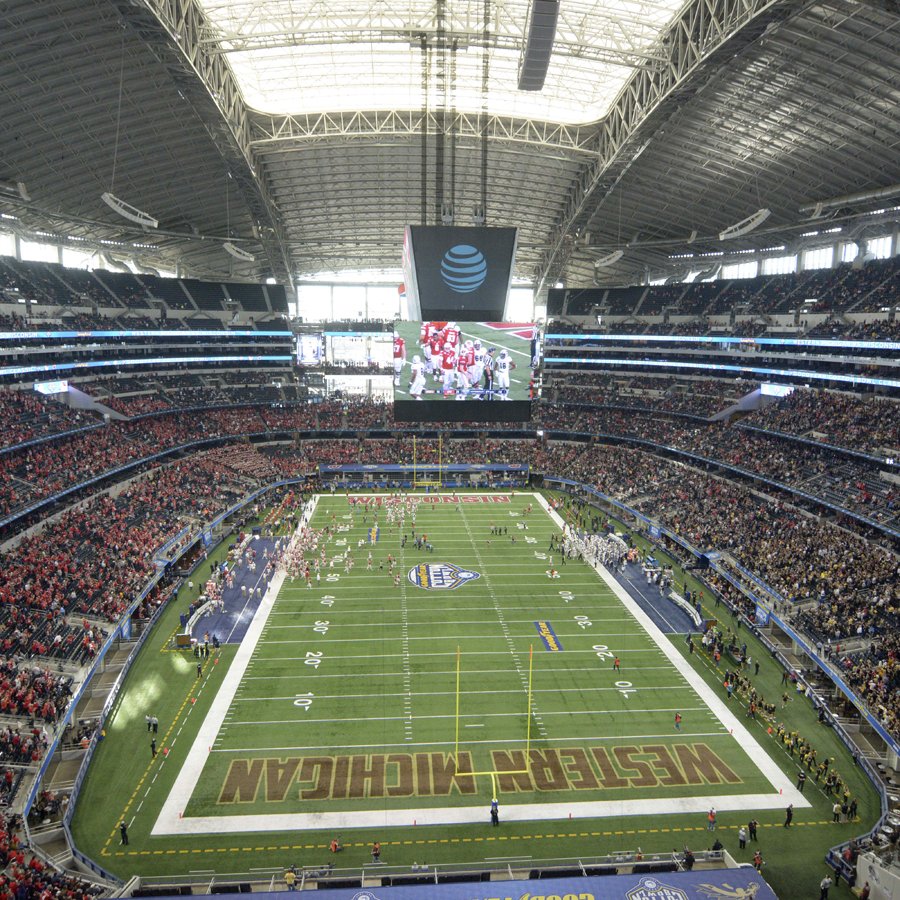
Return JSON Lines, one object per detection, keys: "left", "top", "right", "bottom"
{"left": 526, "top": 643, "right": 534, "bottom": 759}
{"left": 452, "top": 644, "right": 533, "bottom": 789}
{"left": 413, "top": 434, "right": 443, "bottom": 489}
{"left": 455, "top": 644, "right": 461, "bottom": 761}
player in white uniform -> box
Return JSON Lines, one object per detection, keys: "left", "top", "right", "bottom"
{"left": 408, "top": 354, "right": 426, "bottom": 399}
{"left": 494, "top": 349, "right": 515, "bottom": 399}
{"left": 440, "top": 342, "right": 457, "bottom": 395}
{"left": 462, "top": 340, "right": 480, "bottom": 389}
{"left": 392, "top": 331, "right": 406, "bottom": 386}
{"left": 471, "top": 339, "right": 486, "bottom": 388}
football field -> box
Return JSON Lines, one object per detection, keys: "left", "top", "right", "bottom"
{"left": 151, "top": 492, "right": 805, "bottom": 837}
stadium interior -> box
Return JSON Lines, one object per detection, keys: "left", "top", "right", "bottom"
{"left": 0, "top": 0, "right": 898, "bottom": 898}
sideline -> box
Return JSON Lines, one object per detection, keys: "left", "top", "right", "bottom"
{"left": 535, "top": 493, "right": 808, "bottom": 809}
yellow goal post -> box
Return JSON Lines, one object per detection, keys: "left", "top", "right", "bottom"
{"left": 412, "top": 434, "right": 443, "bottom": 488}
{"left": 454, "top": 644, "right": 535, "bottom": 802}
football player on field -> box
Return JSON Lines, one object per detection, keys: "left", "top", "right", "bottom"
{"left": 392, "top": 331, "right": 406, "bottom": 386}
{"left": 440, "top": 342, "right": 457, "bottom": 395}
{"left": 408, "top": 354, "right": 426, "bottom": 400}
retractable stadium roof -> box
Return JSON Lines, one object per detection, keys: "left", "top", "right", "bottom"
{"left": 0, "top": 0, "right": 897, "bottom": 291}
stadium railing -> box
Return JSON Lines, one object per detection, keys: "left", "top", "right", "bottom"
{"left": 127, "top": 849, "right": 729, "bottom": 894}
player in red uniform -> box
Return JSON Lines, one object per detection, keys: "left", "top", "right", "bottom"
{"left": 392, "top": 331, "right": 406, "bottom": 386}
{"left": 419, "top": 321, "right": 445, "bottom": 375}
{"left": 440, "top": 342, "right": 457, "bottom": 395}
{"left": 441, "top": 322, "right": 461, "bottom": 351}
{"left": 429, "top": 330, "right": 445, "bottom": 380}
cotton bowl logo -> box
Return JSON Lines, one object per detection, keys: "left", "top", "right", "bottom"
{"left": 626, "top": 877, "right": 690, "bottom": 900}
{"left": 440, "top": 244, "right": 487, "bottom": 293}
{"left": 408, "top": 562, "right": 481, "bottom": 591}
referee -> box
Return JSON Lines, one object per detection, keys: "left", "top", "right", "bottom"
{"left": 482, "top": 348, "right": 495, "bottom": 399}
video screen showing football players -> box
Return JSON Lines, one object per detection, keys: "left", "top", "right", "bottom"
{"left": 295, "top": 334, "right": 324, "bottom": 366}
{"left": 392, "top": 321, "right": 538, "bottom": 423}
{"left": 324, "top": 332, "right": 392, "bottom": 370}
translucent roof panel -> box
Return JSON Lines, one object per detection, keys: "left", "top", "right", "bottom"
{"left": 198, "top": 0, "right": 686, "bottom": 126}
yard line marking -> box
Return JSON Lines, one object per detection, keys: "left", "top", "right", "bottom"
{"left": 222, "top": 705, "right": 712, "bottom": 726}
{"left": 264, "top": 615, "right": 633, "bottom": 626}
{"left": 255, "top": 632, "right": 653, "bottom": 645}
{"left": 237, "top": 664, "right": 680, "bottom": 681}
{"left": 251, "top": 648, "right": 661, "bottom": 661}
{"left": 207, "top": 730, "right": 731, "bottom": 754}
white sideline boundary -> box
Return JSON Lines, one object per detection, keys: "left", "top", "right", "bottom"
{"left": 152, "top": 492, "right": 807, "bottom": 836}
{"left": 535, "top": 493, "right": 808, "bottom": 807}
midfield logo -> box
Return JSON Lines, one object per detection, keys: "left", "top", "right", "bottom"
{"left": 407, "top": 562, "right": 481, "bottom": 591}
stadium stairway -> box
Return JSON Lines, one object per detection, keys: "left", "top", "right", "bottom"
{"left": 65, "top": 385, "right": 129, "bottom": 422}
{"left": 709, "top": 384, "right": 779, "bottom": 421}
{"left": 78, "top": 640, "right": 136, "bottom": 721}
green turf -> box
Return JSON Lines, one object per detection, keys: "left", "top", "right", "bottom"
{"left": 70, "top": 491, "right": 880, "bottom": 898}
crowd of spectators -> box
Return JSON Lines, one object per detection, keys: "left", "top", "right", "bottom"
{"left": 553, "top": 258, "right": 897, "bottom": 320}
{"left": 838, "top": 635, "right": 900, "bottom": 738}
{"left": 748, "top": 388, "right": 900, "bottom": 456}
{"left": 0, "top": 446, "right": 286, "bottom": 662}
{"left": 0, "top": 808, "right": 103, "bottom": 900}
{"left": 0, "top": 662, "right": 71, "bottom": 725}
{"left": 0, "top": 726, "right": 48, "bottom": 767}
{"left": 539, "top": 403, "right": 899, "bottom": 527}
{"left": 546, "top": 372, "right": 752, "bottom": 417}
{"left": 2, "top": 380, "right": 897, "bottom": 535}
{"left": 0, "top": 391, "right": 94, "bottom": 450}
{"left": 805, "top": 319, "right": 900, "bottom": 341}
{"left": 546, "top": 314, "right": 898, "bottom": 342}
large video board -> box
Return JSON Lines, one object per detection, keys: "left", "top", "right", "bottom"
{"left": 392, "top": 321, "right": 538, "bottom": 423}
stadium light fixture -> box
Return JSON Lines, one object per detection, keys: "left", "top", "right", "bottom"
{"left": 0, "top": 180, "right": 30, "bottom": 202}
{"left": 100, "top": 192, "right": 159, "bottom": 229}
{"left": 223, "top": 241, "right": 255, "bottom": 262}
{"left": 593, "top": 249, "right": 625, "bottom": 267}
{"left": 719, "top": 208, "right": 770, "bottom": 241}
